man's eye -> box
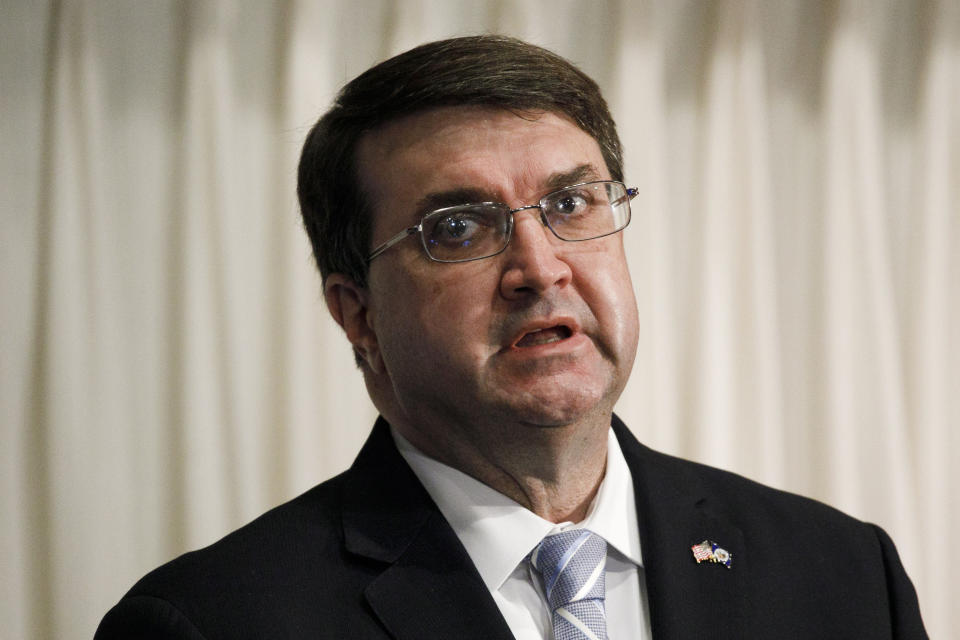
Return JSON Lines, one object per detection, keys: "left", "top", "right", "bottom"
{"left": 426, "top": 213, "right": 484, "bottom": 247}
{"left": 551, "top": 193, "right": 589, "bottom": 216}
{"left": 439, "top": 216, "right": 474, "bottom": 238}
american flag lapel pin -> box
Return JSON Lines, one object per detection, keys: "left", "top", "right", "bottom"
{"left": 691, "top": 539, "right": 733, "bottom": 568}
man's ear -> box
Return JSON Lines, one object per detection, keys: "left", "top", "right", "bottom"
{"left": 323, "top": 274, "right": 384, "bottom": 374}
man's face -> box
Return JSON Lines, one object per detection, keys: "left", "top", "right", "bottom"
{"left": 354, "top": 106, "right": 638, "bottom": 437}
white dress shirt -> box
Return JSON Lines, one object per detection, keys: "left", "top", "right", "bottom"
{"left": 393, "top": 427, "right": 652, "bottom": 640}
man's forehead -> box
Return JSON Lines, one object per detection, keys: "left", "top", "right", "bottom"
{"left": 355, "top": 106, "right": 607, "bottom": 207}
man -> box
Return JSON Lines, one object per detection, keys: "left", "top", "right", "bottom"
{"left": 97, "top": 35, "right": 927, "bottom": 639}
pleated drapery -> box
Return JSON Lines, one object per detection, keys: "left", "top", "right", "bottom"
{"left": 2, "top": 2, "right": 957, "bottom": 637}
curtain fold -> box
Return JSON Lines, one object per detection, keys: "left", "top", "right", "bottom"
{"left": 2, "top": 1, "right": 956, "bottom": 637}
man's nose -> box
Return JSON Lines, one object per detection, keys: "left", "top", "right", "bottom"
{"left": 498, "top": 209, "right": 572, "bottom": 299}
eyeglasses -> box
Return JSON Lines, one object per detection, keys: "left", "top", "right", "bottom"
{"left": 367, "top": 180, "right": 637, "bottom": 263}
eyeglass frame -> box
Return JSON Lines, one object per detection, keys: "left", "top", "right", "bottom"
{"left": 366, "top": 179, "right": 638, "bottom": 264}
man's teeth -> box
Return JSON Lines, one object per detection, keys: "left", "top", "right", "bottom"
{"left": 516, "top": 327, "right": 569, "bottom": 347}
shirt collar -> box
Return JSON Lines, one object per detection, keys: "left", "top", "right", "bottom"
{"left": 392, "top": 426, "right": 643, "bottom": 594}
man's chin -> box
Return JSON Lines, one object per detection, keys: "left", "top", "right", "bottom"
{"left": 488, "top": 385, "right": 614, "bottom": 429}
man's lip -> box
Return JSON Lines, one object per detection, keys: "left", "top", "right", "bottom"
{"left": 506, "top": 317, "right": 582, "bottom": 349}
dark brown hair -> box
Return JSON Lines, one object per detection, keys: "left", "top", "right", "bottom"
{"left": 296, "top": 35, "right": 623, "bottom": 287}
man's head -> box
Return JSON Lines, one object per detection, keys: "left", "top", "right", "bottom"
{"left": 298, "top": 35, "right": 638, "bottom": 470}
{"left": 297, "top": 35, "right": 624, "bottom": 289}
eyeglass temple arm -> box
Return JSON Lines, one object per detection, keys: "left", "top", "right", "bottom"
{"left": 367, "top": 225, "right": 421, "bottom": 262}
{"left": 613, "top": 187, "right": 639, "bottom": 207}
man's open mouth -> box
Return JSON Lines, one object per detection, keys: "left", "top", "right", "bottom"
{"left": 514, "top": 325, "right": 573, "bottom": 348}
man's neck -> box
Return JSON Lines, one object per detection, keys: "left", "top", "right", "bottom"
{"left": 393, "top": 414, "right": 610, "bottom": 523}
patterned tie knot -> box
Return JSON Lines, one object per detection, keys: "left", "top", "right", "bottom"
{"left": 530, "top": 529, "right": 608, "bottom": 640}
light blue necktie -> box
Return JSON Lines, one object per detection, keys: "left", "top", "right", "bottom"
{"left": 530, "top": 529, "right": 609, "bottom": 640}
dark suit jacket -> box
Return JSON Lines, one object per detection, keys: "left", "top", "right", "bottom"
{"left": 96, "top": 416, "right": 927, "bottom": 639}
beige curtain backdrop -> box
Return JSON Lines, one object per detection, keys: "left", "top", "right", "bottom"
{"left": 2, "top": 1, "right": 957, "bottom": 637}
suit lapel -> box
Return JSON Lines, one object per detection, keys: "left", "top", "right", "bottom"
{"left": 341, "top": 419, "right": 515, "bottom": 640}
{"left": 613, "top": 417, "right": 748, "bottom": 639}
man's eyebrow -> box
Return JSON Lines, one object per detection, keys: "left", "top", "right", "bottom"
{"left": 415, "top": 187, "right": 496, "bottom": 217}
{"left": 412, "top": 164, "right": 604, "bottom": 218}
{"left": 544, "top": 164, "right": 604, "bottom": 191}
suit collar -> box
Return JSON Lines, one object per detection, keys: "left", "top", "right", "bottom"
{"left": 613, "top": 415, "right": 748, "bottom": 638}
{"left": 340, "top": 417, "right": 435, "bottom": 563}
{"left": 341, "top": 417, "right": 515, "bottom": 640}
